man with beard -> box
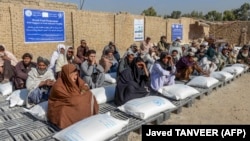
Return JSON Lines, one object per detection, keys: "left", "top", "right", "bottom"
{"left": 171, "top": 50, "right": 179, "bottom": 65}
{"left": 26, "top": 56, "right": 55, "bottom": 108}
{"left": 13, "top": 53, "right": 37, "bottom": 90}
{"left": 196, "top": 44, "right": 217, "bottom": 74}
{"left": 123, "top": 43, "right": 140, "bottom": 58}
{"left": 237, "top": 45, "right": 250, "bottom": 65}
{"left": 218, "top": 47, "right": 230, "bottom": 71}
{"left": 77, "top": 39, "right": 89, "bottom": 63}
{"left": 56, "top": 46, "right": 81, "bottom": 78}
{"left": 157, "top": 35, "right": 169, "bottom": 52}
{"left": 99, "top": 48, "right": 118, "bottom": 73}
{"left": 102, "top": 41, "right": 121, "bottom": 62}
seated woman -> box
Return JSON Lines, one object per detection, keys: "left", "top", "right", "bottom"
{"left": 48, "top": 64, "right": 99, "bottom": 129}
{"left": 150, "top": 52, "right": 176, "bottom": 92}
{"left": 114, "top": 57, "right": 150, "bottom": 106}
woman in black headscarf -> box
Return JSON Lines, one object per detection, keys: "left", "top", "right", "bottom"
{"left": 114, "top": 57, "right": 150, "bottom": 106}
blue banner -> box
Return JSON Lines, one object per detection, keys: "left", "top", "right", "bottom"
{"left": 24, "top": 9, "right": 65, "bottom": 43}
{"left": 171, "top": 24, "right": 183, "bottom": 41}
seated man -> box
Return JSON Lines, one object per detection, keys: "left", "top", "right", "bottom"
{"left": 172, "top": 37, "right": 181, "bottom": 47}
{"left": 171, "top": 50, "right": 179, "bottom": 65}
{"left": 0, "top": 44, "right": 18, "bottom": 83}
{"left": 217, "top": 47, "right": 230, "bottom": 71}
{"left": 26, "top": 57, "right": 55, "bottom": 108}
{"left": 176, "top": 52, "right": 208, "bottom": 82}
{"left": 196, "top": 44, "right": 217, "bottom": 74}
{"left": 81, "top": 50, "right": 105, "bottom": 89}
{"left": 123, "top": 43, "right": 140, "bottom": 58}
{"left": 48, "top": 64, "right": 99, "bottom": 129}
{"left": 99, "top": 49, "right": 118, "bottom": 73}
{"left": 56, "top": 46, "right": 81, "bottom": 79}
{"left": 13, "top": 53, "right": 37, "bottom": 90}
{"left": 140, "top": 37, "right": 153, "bottom": 58}
{"left": 237, "top": 45, "right": 250, "bottom": 65}
{"left": 77, "top": 39, "right": 89, "bottom": 64}
{"left": 150, "top": 52, "right": 176, "bottom": 91}
{"left": 157, "top": 35, "right": 169, "bottom": 52}
{"left": 143, "top": 47, "right": 159, "bottom": 72}
{"left": 102, "top": 41, "right": 120, "bottom": 62}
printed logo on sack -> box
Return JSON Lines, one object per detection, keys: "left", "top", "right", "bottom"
{"left": 153, "top": 99, "right": 165, "bottom": 106}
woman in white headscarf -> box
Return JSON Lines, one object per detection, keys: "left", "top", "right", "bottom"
{"left": 49, "top": 44, "right": 65, "bottom": 74}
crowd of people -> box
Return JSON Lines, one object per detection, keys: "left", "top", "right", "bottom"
{"left": 1, "top": 35, "right": 249, "bottom": 129}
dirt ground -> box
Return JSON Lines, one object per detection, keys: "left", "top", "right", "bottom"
{"left": 127, "top": 72, "right": 250, "bottom": 141}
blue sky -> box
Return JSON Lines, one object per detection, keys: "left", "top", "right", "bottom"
{"left": 53, "top": 0, "right": 250, "bottom": 15}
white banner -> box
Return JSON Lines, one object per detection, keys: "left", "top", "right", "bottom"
{"left": 134, "top": 19, "right": 144, "bottom": 41}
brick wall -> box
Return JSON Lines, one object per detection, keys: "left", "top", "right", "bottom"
{"left": 114, "top": 13, "right": 144, "bottom": 57}
{"left": 144, "top": 16, "right": 167, "bottom": 44}
{"left": 0, "top": 0, "right": 209, "bottom": 62}
{"left": 0, "top": 5, "right": 12, "bottom": 51}
{"left": 72, "top": 10, "right": 115, "bottom": 59}
{"left": 210, "top": 21, "right": 250, "bottom": 46}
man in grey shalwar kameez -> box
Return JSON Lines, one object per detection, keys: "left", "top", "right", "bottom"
{"left": 81, "top": 50, "right": 105, "bottom": 89}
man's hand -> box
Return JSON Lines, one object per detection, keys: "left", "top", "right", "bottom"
{"left": 138, "top": 62, "right": 146, "bottom": 69}
{"left": 45, "top": 79, "right": 55, "bottom": 86}
{"left": 167, "top": 55, "right": 174, "bottom": 66}
{"left": 1, "top": 53, "right": 9, "bottom": 60}
{"left": 202, "top": 71, "right": 210, "bottom": 77}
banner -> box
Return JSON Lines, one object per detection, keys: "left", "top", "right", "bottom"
{"left": 24, "top": 9, "right": 65, "bottom": 43}
{"left": 134, "top": 19, "right": 144, "bottom": 41}
{"left": 172, "top": 23, "right": 183, "bottom": 41}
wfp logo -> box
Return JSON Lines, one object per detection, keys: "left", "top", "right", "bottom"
{"left": 153, "top": 99, "right": 165, "bottom": 106}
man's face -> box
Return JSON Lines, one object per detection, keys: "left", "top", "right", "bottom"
{"left": 88, "top": 53, "right": 96, "bottom": 63}
{"left": 188, "top": 56, "right": 194, "bottom": 62}
{"left": 162, "top": 38, "right": 167, "bottom": 43}
{"left": 67, "top": 49, "right": 74, "bottom": 58}
{"left": 38, "top": 62, "right": 47, "bottom": 71}
{"left": 37, "top": 62, "right": 48, "bottom": 75}
{"left": 243, "top": 49, "right": 249, "bottom": 54}
{"left": 107, "top": 52, "right": 113, "bottom": 58}
{"left": 172, "top": 52, "right": 178, "bottom": 57}
{"left": 146, "top": 38, "right": 151, "bottom": 43}
{"left": 23, "top": 57, "right": 31, "bottom": 65}
{"left": 222, "top": 49, "right": 228, "bottom": 55}
{"left": 81, "top": 41, "right": 87, "bottom": 47}
{"left": 133, "top": 46, "right": 138, "bottom": 52}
